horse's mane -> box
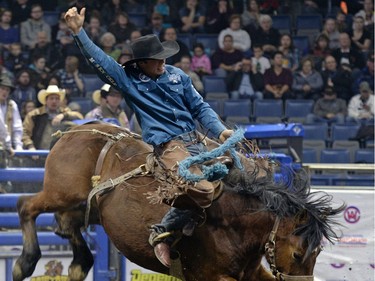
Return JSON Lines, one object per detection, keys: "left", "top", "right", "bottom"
{"left": 224, "top": 159, "right": 345, "bottom": 256}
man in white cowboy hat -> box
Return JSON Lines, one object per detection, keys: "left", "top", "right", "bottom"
{"left": 85, "top": 84, "right": 130, "bottom": 128}
{"left": 65, "top": 7, "right": 234, "bottom": 267}
{"left": 22, "top": 85, "right": 83, "bottom": 150}
{"left": 0, "top": 75, "right": 23, "bottom": 156}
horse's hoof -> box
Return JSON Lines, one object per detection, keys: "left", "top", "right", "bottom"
{"left": 68, "top": 264, "right": 86, "bottom": 281}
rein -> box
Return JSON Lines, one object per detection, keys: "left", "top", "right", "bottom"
{"left": 265, "top": 216, "right": 314, "bottom": 281}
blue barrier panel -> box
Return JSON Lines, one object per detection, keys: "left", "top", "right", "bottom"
{"left": 0, "top": 168, "right": 45, "bottom": 182}
{"left": 0, "top": 213, "right": 55, "bottom": 227}
{"left": 0, "top": 193, "right": 32, "bottom": 208}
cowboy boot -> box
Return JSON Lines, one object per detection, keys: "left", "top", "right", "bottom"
{"left": 149, "top": 208, "right": 196, "bottom": 267}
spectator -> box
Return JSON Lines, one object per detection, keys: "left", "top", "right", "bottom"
{"left": 99, "top": 32, "right": 122, "bottom": 61}
{"left": 355, "top": 0, "right": 374, "bottom": 29}
{"left": 179, "top": 55, "right": 204, "bottom": 95}
{"left": 117, "top": 51, "right": 133, "bottom": 66}
{"left": 54, "top": 56, "right": 85, "bottom": 99}
{"left": 211, "top": 34, "right": 244, "bottom": 77}
{"left": 306, "top": 87, "right": 346, "bottom": 125}
{"left": 101, "top": 0, "right": 127, "bottom": 28}
{"left": 263, "top": 51, "right": 293, "bottom": 100}
{"left": 251, "top": 44, "right": 271, "bottom": 74}
{"left": 321, "top": 55, "right": 353, "bottom": 102}
{"left": 30, "top": 31, "right": 62, "bottom": 71}
{"left": 54, "top": 17, "right": 82, "bottom": 60}
{"left": 349, "top": 15, "right": 372, "bottom": 54}
{"left": 353, "top": 51, "right": 374, "bottom": 94}
{"left": 86, "top": 84, "right": 130, "bottom": 128}
{"left": 11, "top": 69, "right": 36, "bottom": 110}
{"left": 278, "top": 34, "right": 300, "bottom": 71}
{"left": 10, "top": 0, "right": 32, "bottom": 26}
{"left": 4, "top": 42, "right": 28, "bottom": 73}
{"left": 191, "top": 42, "right": 212, "bottom": 76}
{"left": 20, "top": 4, "right": 51, "bottom": 50}
{"left": 218, "top": 14, "right": 251, "bottom": 54}
{"left": 22, "top": 85, "right": 83, "bottom": 150}
{"left": 205, "top": 0, "right": 232, "bottom": 34}
{"left": 320, "top": 18, "right": 340, "bottom": 50}
{"left": 108, "top": 12, "right": 137, "bottom": 46}
{"left": 241, "top": 0, "right": 261, "bottom": 34}
{"left": 28, "top": 54, "right": 51, "bottom": 93}
{"left": 347, "top": 81, "right": 374, "bottom": 124}
{"left": 84, "top": 13, "right": 106, "bottom": 45}
{"left": 0, "top": 75, "right": 23, "bottom": 155}
{"left": 335, "top": 10, "right": 348, "bottom": 33}
{"left": 0, "top": 9, "right": 20, "bottom": 51}
{"left": 332, "top": 32, "right": 366, "bottom": 71}
{"left": 292, "top": 56, "right": 323, "bottom": 101}
{"left": 310, "top": 33, "right": 331, "bottom": 70}
{"left": 20, "top": 99, "right": 36, "bottom": 120}
{"left": 160, "top": 27, "right": 191, "bottom": 67}
{"left": 250, "top": 14, "right": 280, "bottom": 57}
{"left": 141, "top": 12, "right": 164, "bottom": 38}
{"left": 226, "top": 57, "right": 264, "bottom": 100}
{"left": 178, "top": 0, "right": 206, "bottom": 33}
{"left": 153, "top": 0, "right": 170, "bottom": 22}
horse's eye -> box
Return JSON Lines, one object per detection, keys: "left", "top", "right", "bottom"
{"left": 293, "top": 252, "right": 303, "bottom": 261}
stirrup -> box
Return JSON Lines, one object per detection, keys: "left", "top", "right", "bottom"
{"left": 149, "top": 230, "right": 172, "bottom": 247}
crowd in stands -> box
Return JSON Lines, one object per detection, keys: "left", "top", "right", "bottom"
{"left": 0, "top": 0, "right": 374, "bottom": 162}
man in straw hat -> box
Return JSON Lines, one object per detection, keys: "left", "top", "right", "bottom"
{"left": 22, "top": 85, "right": 83, "bottom": 150}
{"left": 85, "top": 84, "right": 130, "bottom": 128}
{"left": 65, "top": 7, "right": 234, "bottom": 267}
{"left": 0, "top": 75, "right": 23, "bottom": 156}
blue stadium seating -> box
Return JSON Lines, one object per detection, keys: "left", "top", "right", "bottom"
{"left": 354, "top": 149, "right": 374, "bottom": 163}
{"left": 292, "top": 36, "right": 310, "bottom": 55}
{"left": 128, "top": 13, "right": 147, "bottom": 28}
{"left": 296, "top": 14, "right": 323, "bottom": 30}
{"left": 303, "top": 148, "right": 318, "bottom": 163}
{"left": 177, "top": 33, "right": 194, "bottom": 50}
{"left": 320, "top": 149, "right": 350, "bottom": 163}
{"left": 222, "top": 100, "right": 251, "bottom": 123}
{"left": 43, "top": 11, "right": 60, "bottom": 26}
{"left": 285, "top": 99, "right": 314, "bottom": 122}
{"left": 194, "top": 34, "right": 219, "bottom": 55}
{"left": 303, "top": 123, "right": 329, "bottom": 141}
{"left": 253, "top": 99, "right": 283, "bottom": 118}
{"left": 331, "top": 124, "right": 361, "bottom": 141}
{"left": 272, "top": 15, "right": 292, "bottom": 34}
{"left": 202, "top": 76, "right": 229, "bottom": 99}
{"left": 81, "top": 74, "right": 104, "bottom": 95}
{"left": 206, "top": 100, "right": 223, "bottom": 117}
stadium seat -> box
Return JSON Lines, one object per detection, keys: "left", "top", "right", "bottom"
{"left": 354, "top": 149, "right": 374, "bottom": 163}
{"left": 320, "top": 149, "right": 350, "bottom": 163}
{"left": 206, "top": 99, "right": 223, "bottom": 117}
{"left": 194, "top": 34, "right": 219, "bottom": 56}
{"left": 303, "top": 148, "right": 318, "bottom": 163}
{"left": 253, "top": 99, "right": 283, "bottom": 123}
{"left": 202, "top": 76, "right": 229, "bottom": 100}
{"left": 292, "top": 36, "right": 310, "bottom": 56}
{"left": 73, "top": 99, "right": 93, "bottom": 116}
{"left": 43, "top": 11, "right": 60, "bottom": 26}
{"left": 296, "top": 14, "right": 323, "bottom": 30}
{"left": 332, "top": 140, "right": 360, "bottom": 163}
{"left": 303, "top": 139, "right": 326, "bottom": 162}
{"left": 222, "top": 99, "right": 251, "bottom": 124}
{"left": 272, "top": 15, "right": 292, "bottom": 34}
{"left": 81, "top": 74, "right": 104, "bottom": 96}
{"left": 303, "top": 123, "right": 329, "bottom": 141}
{"left": 285, "top": 100, "right": 314, "bottom": 123}
{"left": 331, "top": 124, "right": 361, "bottom": 141}
{"left": 128, "top": 13, "right": 147, "bottom": 28}
{"left": 177, "top": 33, "right": 194, "bottom": 50}
{"left": 332, "top": 175, "right": 374, "bottom": 186}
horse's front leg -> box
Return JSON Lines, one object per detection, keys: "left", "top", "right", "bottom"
{"left": 241, "top": 264, "right": 275, "bottom": 281}
{"left": 13, "top": 194, "right": 43, "bottom": 281}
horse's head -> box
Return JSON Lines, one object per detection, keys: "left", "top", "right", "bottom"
{"left": 266, "top": 214, "right": 322, "bottom": 281}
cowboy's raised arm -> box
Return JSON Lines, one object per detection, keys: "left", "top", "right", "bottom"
{"left": 64, "top": 7, "right": 129, "bottom": 90}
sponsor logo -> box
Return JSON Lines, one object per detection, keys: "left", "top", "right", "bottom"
{"left": 168, "top": 73, "right": 181, "bottom": 83}
{"left": 131, "top": 269, "right": 181, "bottom": 280}
{"left": 139, "top": 73, "right": 151, "bottom": 82}
{"left": 31, "top": 260, "right": 68, "bottom": 281}
{"left": 337, "top": 235, "right": 367, "bottom": 246}
{"left": 344, "top": 206, "right": 360, "bottom": 223}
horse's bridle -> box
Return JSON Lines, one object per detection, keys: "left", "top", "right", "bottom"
{"left": 264, "top": 216, "right": 314, "bottom": 281}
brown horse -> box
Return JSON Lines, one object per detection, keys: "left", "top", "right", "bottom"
{"left": 13, "top": 123, "right": 344, "bottom": 281}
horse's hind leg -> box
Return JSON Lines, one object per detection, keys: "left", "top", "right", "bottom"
{"left": 12, "top": 194, "right": 45, "bottom": 281}
{"left": 55, "top": 208, "right": 97, "bottom": 281}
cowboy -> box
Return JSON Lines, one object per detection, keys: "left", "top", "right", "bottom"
{"left": 0, "top": 75, "right": 23, "bottom": 156}
{"left": 65, "top": 7, "right": 234, "bottom": 267}
{"left": 22, "top": 85, "right": 83, "bottom": 150}
{"left": 85, "top": 84, "right": 130, "bottom": 128}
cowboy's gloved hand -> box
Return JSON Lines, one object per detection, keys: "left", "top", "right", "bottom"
{"left": 65, "top": 7, "right": 86, "bottom": 35}
{"left": 219, "top": 129, "right": 234, "bottom": 143}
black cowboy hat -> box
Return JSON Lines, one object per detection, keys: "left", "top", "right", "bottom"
{"left": 124, "top": 34, "right": 180, "bottom": 66}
